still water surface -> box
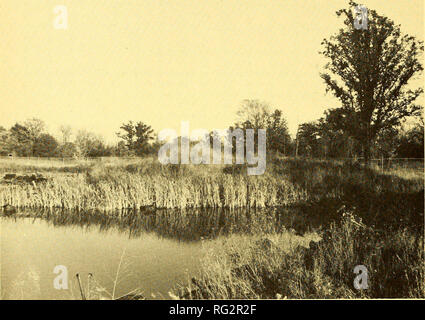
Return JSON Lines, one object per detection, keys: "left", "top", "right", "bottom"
{"left": 1, "top": 217, "right": 203, "bottom": 299}
{"left": 1, "top": 207, "right": 309, "bottom": 299}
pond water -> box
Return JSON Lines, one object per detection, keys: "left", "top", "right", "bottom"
{"left": 1, "top": 207, "right": 314, "bottom": 300}
{"left": 1, "top": 217, "right": 205, "bottom": 299}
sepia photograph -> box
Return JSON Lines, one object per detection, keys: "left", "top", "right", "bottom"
{"left": 0, "top": 0, "right": 424, "bottom": 306}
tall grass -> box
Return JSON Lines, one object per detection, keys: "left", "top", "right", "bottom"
{"left": 0, "top": 158, "right": 307, "bottom": 210}
{"left": 173, "top": 214, "right": 424, "bottom": 299}
{"left": 1, "top": 157, "right": 422, "bottom": 212}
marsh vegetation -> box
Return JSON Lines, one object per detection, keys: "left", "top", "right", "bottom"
{"left": 1, "top": 156, "right": 423, "bottom": 299}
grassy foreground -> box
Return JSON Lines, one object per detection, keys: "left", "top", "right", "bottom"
{"left": 172, "top": 217, "right": 424, "bottom": 299}
{"left": 169, "top": 158, "right": 424, "bottom": 299}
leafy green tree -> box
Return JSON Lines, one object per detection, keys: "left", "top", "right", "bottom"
{"left": 6, "top": 118, "right": 49, "bottom": 156}
{"left": 320, "top": 1, "right": 423, "bottom": 163}
{"left": 266, "top": 109, "right": 291, "bottom": 155}
{"left": 116, "top": 121, "right": 154, "bottom": 156}
{"left": 75, "top": 130, "right": 109, "bottom": 157}
{"left": 372, "top": 127, "right": 399, "bottom": 158}
{"left": 33, "top": 133, "right": 58, "bottom": 157}
{"left": 57, "top": 142, "right": 77, "bottom": 158}
{"left": 297, "top": 122, "right": 322, "bottom": 158}
{"left": 9, "top": 123, "right": 32, "bottom": 156}
{"left": 234, "top": 99, "right": 291, "bottom": 155}
{"left": 318, "top": 108, "right": 361, "bottom": 158}
{"left": 114, "top": 141, "right": 130, "bottom": 156}
{"left": 116, "top": 121, "right": 136, "bottom": 150}
{"left": 23, "top": 118, "right": 45, "bottom": 142}
{"left": 395, "top": 122, "right": 424, "bottom": 158}
{"left": 235, "top": 99, "right": 271, "bottom": 129}
{"left": 59, "top": 125, "right": 72, "bottom": 144}
{"left": 0, "top": 126, "right": 10, "bottom": 155}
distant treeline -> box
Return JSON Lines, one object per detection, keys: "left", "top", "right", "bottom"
{"left": 295, "top": 109, "right": 424, "bottom": 160}
{"left": 1, "top": 101, "right": 422, "bottom": 160}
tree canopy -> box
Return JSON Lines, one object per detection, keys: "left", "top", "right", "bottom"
{"left": 320, "top": 1, "right": 423, "bottom": 162}
{"left": 116, "top": 121, "right": 154, "bottom": 156}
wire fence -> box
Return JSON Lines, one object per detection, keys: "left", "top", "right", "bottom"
{"left": 0, "top": 155, "right": 142, "bottom": 164}
{"left": 362, "top": 158, "right": 424, "bottom": 171}
{"left": 0, "top": 155, "right": 423, "bottom": 171}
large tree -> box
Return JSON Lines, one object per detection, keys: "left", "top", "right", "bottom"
{"left": 57, "top": 142, "right": 77, "bottom": 158}
{"left": 8, "top": 123, "right": 32, "bottom": 156}
{"left": 318, "top": 108, "right": 361, "bottom": 158}
{"left": 235, "top": 99, "right": 291, "bottom": 155}
{"left": 296, "top": 122, "right": 322, "bottom": 158}
{"left": 266, "top": 109, "right": 291, "bottom": 155}
{"left": 395, "top": 121, "right": 424, "bottom": 158}
{"left": 0, "top": 126, "right": 10, "bottom": 155}
{"left": 33, "top": 133, "right": 58, "bottom": 157}
{"left": 75, "top": 130, "right": 109, "bottom": 157}
{"left": 320, "top": 1, "right": 423, "bottom": 163}
{"left": 59, "top": 125, "right": 72, "bottom": 144}
{"left": 235, "top": 99, "right": 271, "bottom": 129}
{"left": 23, "top": 118, "right": 45, "bottom": 142}
{"left": 7, "top": 118, "right": 48, "bottom": 156}
{"left": 116, "top": 121, "right": 154, "bottom": 156}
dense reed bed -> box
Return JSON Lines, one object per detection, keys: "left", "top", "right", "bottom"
{"left": 0, "top": 156, "right": 422, "bottom": 212}
{"left": 0, "top": 157, "right": 307, "bottom": 210}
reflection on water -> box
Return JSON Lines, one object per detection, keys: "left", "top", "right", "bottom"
{"left": 1, "top": 206, "right": 317, "bottom": 300}
{"left": 1, "top": 217, "right": 203, "bottom": 300}
{"left": 10, "top": 206, "right": 316, "bottom": 241}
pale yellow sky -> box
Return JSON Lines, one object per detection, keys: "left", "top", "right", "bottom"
{"left": 0, "top": 0, "right": 423, "bottom": 143}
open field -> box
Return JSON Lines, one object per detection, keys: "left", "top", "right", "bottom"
{"left": 1, "top": 156, "right": 424, "bottom": 298}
